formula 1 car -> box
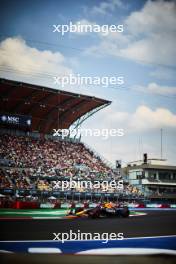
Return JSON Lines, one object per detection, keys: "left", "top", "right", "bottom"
{"left": 67, "top": 202, "right": 129, "bottom": 219}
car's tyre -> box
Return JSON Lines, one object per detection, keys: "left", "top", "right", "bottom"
{"left": 121, "top": 206, "right": 129, "bottom": 218}
{"left": 88, "top": 207, "right": 101, "bottom": 218}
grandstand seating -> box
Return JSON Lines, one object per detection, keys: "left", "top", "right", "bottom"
{"left": 0, "top": 133, "right": 142, "bottom": 200}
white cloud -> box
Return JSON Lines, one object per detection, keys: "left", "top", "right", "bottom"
{"left": 0, "top": 37, "right": 72, "bottom": 79}
{"left": 86, "top": 0, "right": 176, "bottom": 67}
{"left": 92, "top": 104, "right": 176, "bottom": 133}
{"left": 91, "top": 0, "right": 124, "bottom": 15}
{"left": 0, "top": 37, "right": 108, "bottom": 98}
{"left": 72, "top": 19, "right": 96, "bottom": 35}
{"left": 123, "top": 0, "right": 176, "bottom": 67}
{"left": 120, "top": 31, "right": 176, "bottom": 67}
{"left": 82, "top": 104, "right": 176, "bottom": 164}
{"left": 129, "top": 105, "right": 176, "bottom": 132}
{"left": 125, "top": 0, "right": 176, "bottom": 35}
{"left": 85, "top": 31, "right": 129, "bottom": 56}
{"left": 134, "top": 83, "right": 176, "bottom": 97}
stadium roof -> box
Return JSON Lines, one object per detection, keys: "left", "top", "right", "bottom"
{"left": 0, "top": 78, "right": 111, "bottom": 134}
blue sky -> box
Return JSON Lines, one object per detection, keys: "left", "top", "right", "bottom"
{"left": 0, "top": 0, "right": 176, "bottom": 165}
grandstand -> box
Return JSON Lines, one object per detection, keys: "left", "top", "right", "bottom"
{"left": 0, "top": 78, "right": 111, "bottom": 133}
{"left": 0, "top": 78, "right": 142, "bottom": 208}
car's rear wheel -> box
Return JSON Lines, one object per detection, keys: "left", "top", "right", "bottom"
{"left": 88, "top": 208, "right": 101, "bottom": 218}
{"left": 121, "top": 206, "right": 129, "bottom": 218}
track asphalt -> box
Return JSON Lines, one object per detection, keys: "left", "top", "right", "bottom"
{"left": 0, "top": 210, "right": 176, "bottom": 240}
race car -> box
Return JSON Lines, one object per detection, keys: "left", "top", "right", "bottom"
{"left": 67, "top": 202, "right": 129, "bottom": 219}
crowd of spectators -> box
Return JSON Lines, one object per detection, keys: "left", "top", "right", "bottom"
{"left": 0, "top": 134, "right": 142, "bottom": 197}
{"left": 0, "top": 134, "right": 111, "bottom": 172}
{"left": 0, "top": 168, "right": 12, "bottom": 189}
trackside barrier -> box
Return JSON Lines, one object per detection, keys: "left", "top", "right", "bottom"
{"left": 127, "top": 203, "right": 145, "bottom": 208}
{"left": 40, "top": 203, "right": 55, "bottom": 209}
{"left": 146, "top": 204, "right": 170, "bottom": 208}
{"left": 60, "top": 203, "right": 71, "bottom": 209}
{"left": 59, "top": 203, "right": 175, "bottom": 209}
{"left": 170, "top": 204, "right": 176, "bottom": 208}
{"left": 12, "top": 201, "right": 39, "bottom": 209}
{"left": 3, "top": 202, "right": 176, "bottom": 209}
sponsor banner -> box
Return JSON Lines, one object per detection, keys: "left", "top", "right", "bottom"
{"left": 170, "top": 204, "right": 176, "bottom": 208}
{"left": 60, "top": 203, "right": 70, "bottom": 209}
{"left": 146, "top": 204, "right": 170, "bottom": 208}
{"left": 0, "top": 114, "right": 32, "bottom": 128}
{"left": 40, "top": 203, "right": 55, "bottom": 209}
